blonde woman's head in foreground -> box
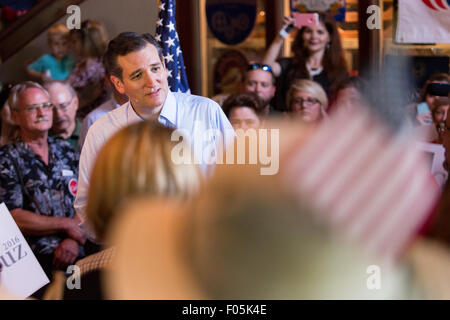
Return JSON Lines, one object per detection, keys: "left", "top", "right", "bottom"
{"left": 107, "top": 165, "right": 408, "bottom": 299}
{"left": 86, "top": 120, "right": 201, "bottom": 241}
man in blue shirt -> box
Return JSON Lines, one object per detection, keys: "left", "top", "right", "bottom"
{"left": 75, "top": 32, "right": 234, "bottom": 238}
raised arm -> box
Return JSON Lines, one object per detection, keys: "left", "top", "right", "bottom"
{"left": 262, "top": 15, "right": 295, "bottom": 77}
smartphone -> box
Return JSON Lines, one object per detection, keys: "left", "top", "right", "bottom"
{"left": 293, "top": 12, "right": 319, "bottom": 28}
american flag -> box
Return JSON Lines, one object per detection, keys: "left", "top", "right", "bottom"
{"left": 155, "top": 0, "right": 190, "bottom": 93}
{"left": 282, "top": 106, "right": 440, "bottom": 263}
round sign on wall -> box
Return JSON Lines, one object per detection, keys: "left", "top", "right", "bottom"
{"left": 206, "top": 0, "right": 257, "bottom": 45}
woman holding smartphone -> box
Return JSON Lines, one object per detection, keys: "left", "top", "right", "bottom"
{"left": 263, "top": 12, "right": 348, "bottom": 111}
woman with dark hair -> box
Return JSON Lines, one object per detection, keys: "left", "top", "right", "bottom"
{"left": 263, "top": 12, "right": 348, "bottom": 111}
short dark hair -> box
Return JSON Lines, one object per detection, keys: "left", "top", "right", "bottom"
{"left": 103, "top": 32, "right": 164, "bottom": 80}
{"left": 222, "top": 92, "right": 264, "bottom": 118}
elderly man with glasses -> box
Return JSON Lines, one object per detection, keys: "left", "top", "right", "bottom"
{"left": 44, "top": 81, "right": 81, "bottom": 151}
{"left": 0, "top": 81, "right": 85, "bottom": 288}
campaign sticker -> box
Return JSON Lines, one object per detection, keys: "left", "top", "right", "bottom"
{"left": 68, "top": 178, "right": 77, "bottom": 196}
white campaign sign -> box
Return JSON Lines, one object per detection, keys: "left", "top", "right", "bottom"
{"left": 0, "top": 203, "right": 49, "bottom": 299}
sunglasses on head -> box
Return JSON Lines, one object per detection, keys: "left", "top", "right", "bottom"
{"left": 247, "top": 63, "right": 273, "bottom": 74}
{"left": 427, "top": 83, "right": 450, "bottom": 97}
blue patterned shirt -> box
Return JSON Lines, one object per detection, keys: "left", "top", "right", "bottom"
{"left": 0, "top": 136, "right": 79, "bottom": 255}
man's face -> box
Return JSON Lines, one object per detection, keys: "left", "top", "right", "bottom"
{"left": 110, "top": 43, "right": 169, "bottom": 112}
{"left": 12, "top": 88, "right": 53, "bottom": 135}
{"left": 47, "top": 84, "right": 78, "bottom": 134}
{"left": 243, "top": 69, "right": 276, "bottom": 106}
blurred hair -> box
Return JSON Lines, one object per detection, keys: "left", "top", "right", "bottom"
{"left": 420, "top": 73, "right": 450, "bottom": 102}
{"left": 43, "top": 81, "right": 77, "bottom": 99}
{"left": 221, "top": 92, "right": 264, "bottom": 118}
{"left": 103, "top": 32, "right": 164, "bottom": 80}
{"left": 86, "top": 121, "right": 201, "bottom": 240}
{"left": 290, "top": 12, "right": 348, "bottom": 95}
{"left": 178, "top": 166, "right": 374, "bottom": 299}
{"left": 433, "top": 96, "right": 450, "bottom": 109}
{"left": 70, "top": 20, "right": 109, "bottom": 58}
{"left": 47, "top": 23, "right": 70, "bottom": 42}
{"left": 8, "top": 81, "right": 49, "bottom": 111}
{"left": 0, "top": 83, "right": 13, "bottom": 110}
{"left": 286, "top": 79, "right": 329, "bottom": 111}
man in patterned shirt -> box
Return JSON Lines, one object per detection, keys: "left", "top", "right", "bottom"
{"left": 0, "top": 81, "right": 85, "bottom": 280}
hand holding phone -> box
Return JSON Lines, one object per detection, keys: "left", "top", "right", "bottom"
{"left": 293, "top": 12, "right": 319, "bottom": 28}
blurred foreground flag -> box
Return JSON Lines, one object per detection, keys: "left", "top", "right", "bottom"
{"left": 283, "top": 106, "right": 440, "bottom": 263}
{"left": 396, "top": 0, "right": 450, "bottom": 43}
{"left": 155, "top": 0, "right": 190, "bottom": 93}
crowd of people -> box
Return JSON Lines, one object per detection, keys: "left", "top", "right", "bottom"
{"left": 0, "top": 11, "right": 450, "bottom": 300}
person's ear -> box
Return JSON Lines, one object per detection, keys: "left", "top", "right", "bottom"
{"left": 110, "top": 75, "right": 126, "bottom": 95}
{"left": 10, "top": 108, "right": 20, "bottom": 125}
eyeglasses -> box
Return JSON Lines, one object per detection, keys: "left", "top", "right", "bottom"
{"left": 292, "top": 97, "right": 320, "bottom": 107}
{"left": 53, "top": 97, "right": 74, "bottom": 112}
{"left": 247, "top": 63, "right": 273, "bottom": 74}
{"left": 19, "top": 102, "right": 54, "bottom": 113}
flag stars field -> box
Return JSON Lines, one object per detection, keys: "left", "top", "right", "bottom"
{"left": 156, "top": 0, "right": 190, "bottom": 93}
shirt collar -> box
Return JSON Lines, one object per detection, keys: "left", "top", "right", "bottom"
{"left": 159, "top": 91, "right": 177, "bottom": 127}
{"left": 71, "top": 118, "right": 82, "bottom": 138}
{"left": 127, "top": 101, "right": 145, "bottom": 123}
{"left": 126, "top": 91, "right": 177, "bottom": 127}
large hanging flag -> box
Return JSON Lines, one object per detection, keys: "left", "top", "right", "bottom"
{"left": 155, "top": 0, "right": 190, "bottom": 93}
{"left": 396, "top": 0, "right": 450, "bottom": 43}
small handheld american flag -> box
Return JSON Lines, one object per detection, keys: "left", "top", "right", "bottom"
{"left": 283, "top": 106, "right": 440, "bottom": 263}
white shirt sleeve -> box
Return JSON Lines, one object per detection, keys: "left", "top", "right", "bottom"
{"left": 74, "top": 124, "right": 104, "bottom": 242}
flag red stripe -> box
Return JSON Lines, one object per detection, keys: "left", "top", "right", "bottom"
{"left": 335, "top": 140, "right": 411, "bottom": 235}
{"left": 434, "top": 0, "right": 446, "bottom": 9}
{"left": 355, "top": 151, "right": 423, "bottom": 248}
{"left": 422, "top": 0, "right": 438, "bottom": 10}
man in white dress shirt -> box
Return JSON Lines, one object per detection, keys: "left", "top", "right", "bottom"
{"left": 78, "top": 81, "right": 128, "bottom": 150}
{"left": 75, "top": 32, "right": 234, "bottom": 238}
